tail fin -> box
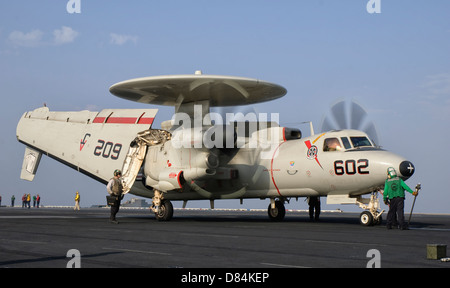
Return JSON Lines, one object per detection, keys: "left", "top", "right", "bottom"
{"left": 20, "top": 146, "right": 42, "bottom": 181}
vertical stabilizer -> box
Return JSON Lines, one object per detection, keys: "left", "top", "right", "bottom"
{"left": 20, "top": 146, "right": 42, "bottom": 181}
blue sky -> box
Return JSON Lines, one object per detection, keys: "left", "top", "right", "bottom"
{"left": 1, "top": 1, "right": 449, "bottom": 213}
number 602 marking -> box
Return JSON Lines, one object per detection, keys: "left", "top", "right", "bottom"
{"left": 334, "top": 159, "right": 369, "bottom": 175}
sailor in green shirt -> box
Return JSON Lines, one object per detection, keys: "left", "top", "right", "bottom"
{"left": 383, "top": 167, "right": 418, "bottom": 230}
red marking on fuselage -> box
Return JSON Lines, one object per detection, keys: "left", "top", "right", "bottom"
{"left": 305, "top": 140, "right": 323, "bottom": 169}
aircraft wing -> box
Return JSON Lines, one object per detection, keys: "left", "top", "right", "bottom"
{"left": 17, "top": 107, "right": 158, "bottom": 184}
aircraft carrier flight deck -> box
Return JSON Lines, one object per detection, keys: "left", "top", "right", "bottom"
{"left": 0, "top": 207, "right": 449, "bottom": 269}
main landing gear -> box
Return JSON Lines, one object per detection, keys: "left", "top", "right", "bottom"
{"left": 267, "top": 198, "right": 286, "bottom": 221}
{"left": 153, "top": 200, "right": 173, "bottom": 221}
{"left": 151, "top": 190, "right": 173, "bottom": 221}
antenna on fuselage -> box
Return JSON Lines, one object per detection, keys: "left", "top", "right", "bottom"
{"left": 300, "top": 121, "right": 315, "bottom": 136}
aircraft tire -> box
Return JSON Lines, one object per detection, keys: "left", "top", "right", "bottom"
{"left": 155, "top": 200, "right": 174, "bottom": 221}
{"left": 267, "top": 200, "right": 285, "bottom": 221}
{"left": 359, "top": 211, "right": 373, "bottom": 226}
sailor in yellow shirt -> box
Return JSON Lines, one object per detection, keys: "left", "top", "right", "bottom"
{"left": 74, "top": 191, "right": 81, "bottom": 211}
{"left": 26, "top": 194, "right": 31, "bottom": 209}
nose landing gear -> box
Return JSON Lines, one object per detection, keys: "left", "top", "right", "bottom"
{"left": 357, "top": 192, "right": 384, "bottom": 226}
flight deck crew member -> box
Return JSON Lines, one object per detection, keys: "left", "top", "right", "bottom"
{"left": 308, "top": 196, "right": 321, "bottom": 221}
{"left": 107, "top": 169, "right": 124, "bottom": 224}
{"left": 74, "top": 191, "right": 80, "bottom": 210}
{"left": 383, "top": 167, "right": 417, "bottom": 230}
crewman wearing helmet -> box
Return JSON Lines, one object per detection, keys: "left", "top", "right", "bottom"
{"left": 107, "top": 169, "right": 124, "bottom": 224}
{"left": 383, "top": 167, "right": 418, "bottom": 230}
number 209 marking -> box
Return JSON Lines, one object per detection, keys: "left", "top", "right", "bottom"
{"left": 334, "top": 159, "right": 369, "bottom": 175}
{"left": 93, "top": 140, "right": 122, "bottom": 160}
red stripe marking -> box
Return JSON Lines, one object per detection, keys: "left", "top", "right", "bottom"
{"left": 107, "top": 117, "right": 137, "bottom": 124}
{"left": 93, "top": 117, "right": 106, "bottom": 123}
{"left": 93, "top": 117, "right": 154, "bottom": 124}
{"left": 270, "top": 141, "right": 286, "bottom": 196}
{"left": 106, "top": 117, "right": 137, "bottom": 124}
{"left": 137, "top": 117, "right": 154, "bottom": 125}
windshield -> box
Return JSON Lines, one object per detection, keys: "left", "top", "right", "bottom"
{"left": 350, "top": 136, "right": 372, "bottom": 148}
{"left": 323, "top": 138, "right": 342, "bottom": 152}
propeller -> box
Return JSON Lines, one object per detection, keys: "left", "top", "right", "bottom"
{"left": 320, "top": 99, "right": 380, "bottom": 146}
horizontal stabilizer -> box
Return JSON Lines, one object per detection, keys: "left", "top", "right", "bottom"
{"left": 20, "top": 146, "right": 42, "bottom": 181}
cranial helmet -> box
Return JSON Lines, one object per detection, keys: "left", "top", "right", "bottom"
{"left": 114, "top": 169, "right": 122, "bottom": 176}
{"left": 387, "top": 167, "right": 397, "bottom": 179}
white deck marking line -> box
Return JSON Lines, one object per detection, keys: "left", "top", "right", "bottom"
{"left": 0, "top": 216, "right": 76, "bottom": 219}
{"left": 304, "top": 239, "right": 387, "bottom": 247}
{"left": 103, "top": 247, "right": 171, "bottom": 256}
{"left": 180, "top": 232, "right": 239, "bottom": 238}
{"left": 410, "top": 227, "right": 450, "bottom": 232}
{"left": 260, "top": 262, "right": 311, "bottom": 268}
{"left": 0, "top": 238, "right": 48, "bottom": 245}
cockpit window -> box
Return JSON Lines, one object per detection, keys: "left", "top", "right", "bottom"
{"left": 340, "top": 137, "right": 352, "bottom": 149}
{"left": 350, "top": 136, "right": 372, "bottom": 148}
{"left": 323, "top": 138, "right": 342, "bottom": 152}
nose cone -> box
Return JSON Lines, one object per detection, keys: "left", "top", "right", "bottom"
{"left": 399, "top": 161, "right": 415, "bottom": 180}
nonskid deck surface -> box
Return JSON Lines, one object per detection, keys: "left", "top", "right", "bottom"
{"left": 0, "top": 207, "right": 448, "bottom": 268}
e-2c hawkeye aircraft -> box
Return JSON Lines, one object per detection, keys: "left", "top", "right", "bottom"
{"left": 16, "top": 72, "right": 417, "bottom": 225}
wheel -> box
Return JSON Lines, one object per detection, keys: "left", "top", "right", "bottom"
{"left": 360, "top": 211, "right": 373, "bottom": 226}
{"left": 267, "top": 200, "right": 286, "bottom": 221}
{"left": 155, "top": 200, "right": 173, "bottom": 221}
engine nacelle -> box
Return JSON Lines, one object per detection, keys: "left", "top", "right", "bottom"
{"left": 143, "top": 142, "right": 219, "bottom": 192}
{"left": 145, "top": 169, "right": 184, "bottom": 191}
{"left": 283, "top": 127, "right": 302, "bottom": 141}
{"left": 145, "top": 166, "right": 218, "bottom": 192}
{"left": 183, "top": 167, "right": 216, "bottom": 180}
